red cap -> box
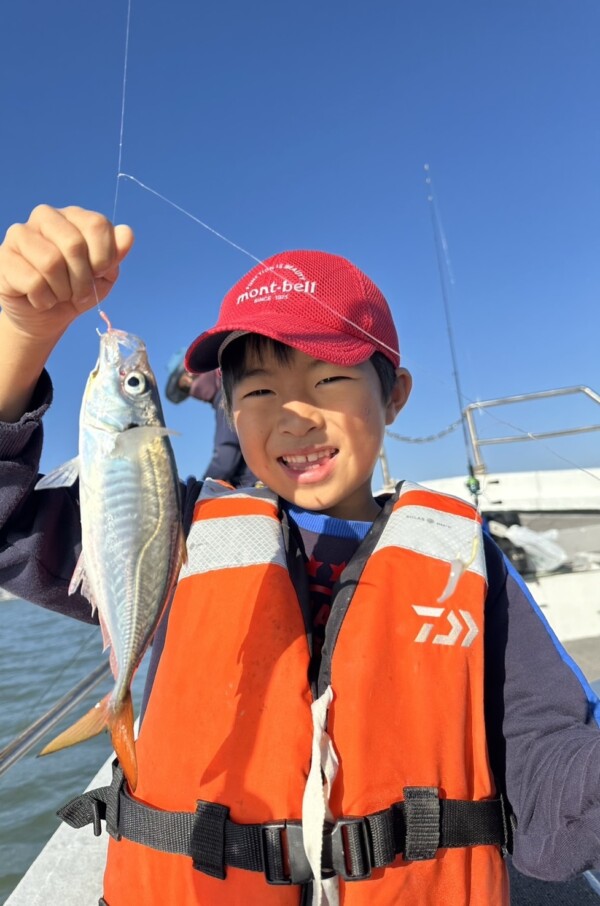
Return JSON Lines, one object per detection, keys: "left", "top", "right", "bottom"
{"left": 185, "top": 250, "right": 400, "bottom": 373}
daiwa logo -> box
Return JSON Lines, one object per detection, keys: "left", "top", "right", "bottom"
{"left": 237, "top": 263, "right": 316, "bottom": 305}
{"left": 411, "top": 605, "right": 478, "bottom": 647}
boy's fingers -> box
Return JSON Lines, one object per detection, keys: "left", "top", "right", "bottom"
{"left": 56, "top": 209, "right": 134, "bottom": 307}
{"left": 3, "top": 223, "right": 74, "bottom": 306}
{"left": 0, "top": 205, "right": 134, "bottom": 314}
{"left": 26, "top": 206, "right": 96, "bottom": 305}
{"left": 27, "top": 206, "right": 132, "bottom": 305}
{"left": 0, "top": 244, "right": 62, "bottom": 311}
{"left": 87, "top": 226, "right": 134, "bottom": 306}
{"left": 91, "top": 228, "right": 134, "bottom": 300}
{"left": 58, "top": 209, "right": 134, "bottom": 270}
{"left": 57, "top": 206, "right": 117, "bottom": 270}
{"left": 113, "top": 224, "right": 135, "bottom": 264}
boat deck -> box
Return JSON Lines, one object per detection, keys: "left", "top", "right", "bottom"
{"left": 562, "top": 636, "right": 599, "bottom": 684}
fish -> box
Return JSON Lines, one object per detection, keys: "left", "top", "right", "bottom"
{"left": 36, "top": 313, "right": 186, "bottom": 790}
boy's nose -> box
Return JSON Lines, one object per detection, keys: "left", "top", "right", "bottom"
{"left": 278, "top": 400, "right": 325, "bottom": 435}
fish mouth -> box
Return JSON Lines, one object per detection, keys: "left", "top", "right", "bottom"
{"left": 98, "top": 330, "right": 147, "bottom": 372}
{"left": 106, "top": 327, "right": 145, "bottom": 353}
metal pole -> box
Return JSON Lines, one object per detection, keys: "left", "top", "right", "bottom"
{"left": 0, "top": 661, "right": 111, "bottom": 778}
{"left": 378, "top": 447, "right": 395, "bottom": 491}
{"left": 462, "top": 385, "right": 600, "bottom": 476}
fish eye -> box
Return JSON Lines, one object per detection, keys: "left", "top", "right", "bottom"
{"left": 122, "top": 371, "right": 148, "bottom": 397}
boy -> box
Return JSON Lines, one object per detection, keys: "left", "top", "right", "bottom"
{"left": 0, "top": 205, "right": 599, "bottom": 906}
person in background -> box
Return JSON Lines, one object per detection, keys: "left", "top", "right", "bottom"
{"left": 165, "top": 350, "right": 256, "bottom": 487}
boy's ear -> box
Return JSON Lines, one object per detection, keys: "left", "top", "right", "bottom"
{"left": 385, "top": 368, "right": 412, "bottom": 425}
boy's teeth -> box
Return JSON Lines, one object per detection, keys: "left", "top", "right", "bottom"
{"left": 283, "top": 451, "right": 330, "bottom": 464}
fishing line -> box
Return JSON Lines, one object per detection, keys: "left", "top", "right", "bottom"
{"left": 92, "top": 277, "right": 101, "bottom": 314}
{"left": 90, "top": 0, "right": 132, "bottom": 323}
{"left": 112, "top": 0, "right": 133, "bottom": 224}
{"left": 118, "top": 173, "right": 268, "bottom": 264}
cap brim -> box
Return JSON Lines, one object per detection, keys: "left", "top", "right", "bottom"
{"left": 185, "top": 329, "right": 235, "bottom": 373}
{"left": 185, "top": 322, "right": 380, "bottom": 373}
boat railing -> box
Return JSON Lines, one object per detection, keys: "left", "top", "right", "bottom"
{"left": 0, "top": 661, "right": 111, "bottom": 778}
{"left": 463, "top": 385, "right": 600, "bottom": 475}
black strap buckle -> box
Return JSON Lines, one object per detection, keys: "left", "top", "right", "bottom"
{"left": 261, "top": 821, "right": 313, "bottom": 885}
{"left": 261, "top": 817, "right": 375, "bottom": 885}
{"left": 325, "top": 817, "right": 373, "bottom": 881}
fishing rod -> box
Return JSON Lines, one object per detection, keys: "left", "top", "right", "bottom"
{"left": 0, "top": 661, "right": 111, "bottom": 779}
{"left": 424, "top": 164, "right": 480, "bottom": 498}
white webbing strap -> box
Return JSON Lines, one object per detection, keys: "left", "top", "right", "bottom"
{"left": 302, "top": 685, "right": 340, "bottom": 906}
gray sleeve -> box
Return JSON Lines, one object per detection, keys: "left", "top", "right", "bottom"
{"left": 483, "top": 534, "right": 600, "bottom": 880}
{"left": 0, "top": 371, "right": 97, "bottom": 622}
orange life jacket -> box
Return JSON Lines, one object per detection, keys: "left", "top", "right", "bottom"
{"left": 102, "top": 480, "right": 509, "bottom": 905}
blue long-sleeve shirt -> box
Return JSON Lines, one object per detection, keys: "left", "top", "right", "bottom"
{"left": 1, "top": 371, "right": 599, "bottom": 882}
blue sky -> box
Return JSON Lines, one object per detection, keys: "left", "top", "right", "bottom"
{"left": 1, "top": 0, "right": 599, "bottom": 484}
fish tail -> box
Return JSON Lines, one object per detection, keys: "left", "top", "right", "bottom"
{"left": 107, "top": 688, "right": 138, "bottom": 791}
{"left": 39, "top": 689, "right": 138, "bottom": 791}
{"left": 39, "top": 693, "right": 110, "bottom": 757}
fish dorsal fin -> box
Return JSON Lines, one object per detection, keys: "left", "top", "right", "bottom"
{"left": 35, "top": 456, "right": 80, "bottom": 490}
{"left": 113, "top": 426, "right": 178, "bottom": 457}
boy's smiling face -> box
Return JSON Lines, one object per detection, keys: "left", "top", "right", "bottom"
{"left": 231, "top": 344, "right": 411, "bottom": 521}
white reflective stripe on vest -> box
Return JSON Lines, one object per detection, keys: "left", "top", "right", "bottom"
{"left": 374, "top": 505, "right": 486, "bottom": 579}
{"left": 179, "top": 513, "right": 287, "bottom": 578}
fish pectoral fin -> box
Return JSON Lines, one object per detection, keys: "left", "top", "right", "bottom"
{"left": 68, "top": 551, "right": 95, "bottom": 607}
{"left": 34, "top": 456, "right": 80, "bottom": 490}
{"left": 113, "top": 426, "right": 179, "bottom": 457}
{"left": 39, "top": 694, "right": 110, "bottom": 756}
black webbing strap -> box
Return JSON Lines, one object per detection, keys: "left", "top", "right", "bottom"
{"left": 404, "top": 786, "right": 440, "bottom": 860}
{"left": 58, "top": 770, "right": 509, "bottom": 886}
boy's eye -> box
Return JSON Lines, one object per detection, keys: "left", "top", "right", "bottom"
{"left": 243, "top": 388, "right": 272, "bottom": 399}
{"left": 318, "top": 375, "right": 350, "bottom": 385}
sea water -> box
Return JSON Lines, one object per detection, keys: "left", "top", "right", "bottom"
{"left": 0, "top": 598, "right": 149, "bottom": 905}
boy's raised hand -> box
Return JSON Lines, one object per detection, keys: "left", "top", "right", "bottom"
{"left": 0, "top": 205, "right": 135, "bottom": 422}
{"left": 0, "top": 205, "right": 134, "bottom": 342}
